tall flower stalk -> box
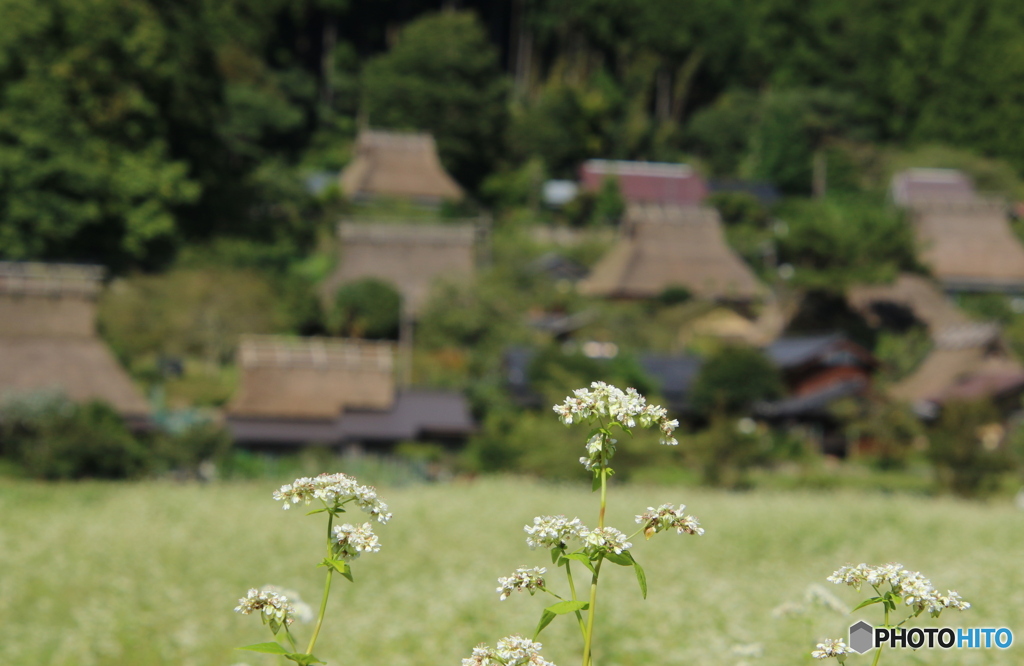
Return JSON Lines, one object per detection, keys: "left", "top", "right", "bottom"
{"left": 233, "top": 472, "right": 391, "bottom": 665}
{"left": 464, "top": 383, "right": 703, "bottom": 666}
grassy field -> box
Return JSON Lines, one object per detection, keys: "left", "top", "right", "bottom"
{"left": 1, "top": 475, "right": 1021, "bottom": 666}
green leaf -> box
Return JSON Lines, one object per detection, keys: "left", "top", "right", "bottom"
{"left": 852, "top": 596, "right": 884, "bottom": 612}
{"left": 550, "top": 547, "right": 562, "bottom": 564}
{"left": 237, "top": 642, "right": 289, "bottom": 655}
{"left": 563, "top": 552, "right": 596, "bottom": 574}
{"left": 633, "top": 560, "right": 648, "bottom": 599}
{"left": 305, "top": 508, "right": 328, "bottom": 515}
{"left": 604, "top": 551, "right": 633, "bottom": 567}
{"left": 285, "top": 653, "right": 326, "bottom": 665}
{"left": 545, "top": 600, "right": 589, "bottom": 615}
{"left": 534, "top": 610, "right": 557, "bottom": 638}
{"left": 592, "top": 470, "right": 601, "bottom": 492}
{"left": 320, "top": 558, "right": 354, "bottom": 582}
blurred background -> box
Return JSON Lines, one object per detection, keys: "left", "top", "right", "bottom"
{"left": 2, "top": 0, "right": 1024, "bottom": 499}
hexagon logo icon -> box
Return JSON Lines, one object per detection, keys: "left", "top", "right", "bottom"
{"left": 849, "top": 620, "right": 875, "bottom": 654}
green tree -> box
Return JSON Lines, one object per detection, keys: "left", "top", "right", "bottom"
{"left": 361, "top": 10, "right": 508, "bottom": 190}
{"left": 928, "top": 400, "right": 1016, "bottom": 498}
{"left": 328, "top": 278, "right": 401, "bottom": 339}
{"left": 689, "top": 345, "right": 783, "bottom": 416}
{"left": 776, "top": 197, "right": 920, "bottom": 289}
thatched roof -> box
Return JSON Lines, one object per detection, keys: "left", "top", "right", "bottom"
{"left": 0, "top": 261, "right": 103, "bottom": 297}
{"left": 323, "top": 222, "right": 477, "bottom": 316}
{"left": 0, "top": 337, "right": 150, "bottom": 417}
{"left": 911, "top": 198, "right": 1024, "bottom": 290}
{"left": 847, "top": 273, "right": 970, "bottom": 332}
{"left": 0, "top": 262, "right": 148, "bottom": 419}
{"left": 339, "top": 129, "right": 464, "bottom": 203}
{"left": 227, "top": 336, "right": 396, "bottom": 420}
{"left": 0, "top": 262, "right": 104, "bottom": 337}
{"left": 886, "top": 318, "right": 1024, "bottom": 405}
{"left": 578, "top": 203, "right": 764, "bottom": 300}
{"left": 891, "top": 169, "right": 975, "bottom": 207}
{"left": 890, "top": 170, "right": 1024, "bottom": 290}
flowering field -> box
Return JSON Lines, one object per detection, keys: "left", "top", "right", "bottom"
{"left": 1, "top": 476, "right": 1021, "bottom": 666}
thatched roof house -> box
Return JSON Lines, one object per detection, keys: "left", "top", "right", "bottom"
{"left": 228, "top": 336, "right": 395, "bottom": 420}
{"left": 323, "top": 222, "right": 478, "bottom": 317}
{"left": 578, "top": 203, "right": 764, "bottom": 301}
{"left": 889, "top": 322, "right": 1024, "bottom": 412}
{"left": 226, "top": 335, "right": 473, "bottom": 448}
{"left": 580, "top": 160, "right": 707, "bottom": 206}
{"left": 891, "top": 169, "right": 975, "bottom": 207}
{"left": 847, "top": 273, "right": 970, "bottom": 331}
{"left": 339, "top": 129, "right": 464, "bottom": 204}
{"left": 0, "top": 262, "right": 149, "bottom": 421}
{"left": 891, "top": 169, "right": 1024, "bottom": 291}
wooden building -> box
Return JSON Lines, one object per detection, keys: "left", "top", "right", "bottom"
{"left": 0, "top": 262, "right": 149, "bottom": 425}
{"left": 339, "top": 129, "right": 464, "bottom": 205}
{"left": 578, "top": 203, "right": 764, "bottom": 301}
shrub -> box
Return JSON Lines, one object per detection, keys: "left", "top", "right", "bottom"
{"left": 689, "top": 345, "right": 783, "bottom": 416}
{"left": 928, "top": 400, "right": 1016, "bottom": 497}
{"left": 327, "top": 278, "right": 401, "bottom": 339}
{"left": 0, "top": 391, "right": 150, "bottom": 480}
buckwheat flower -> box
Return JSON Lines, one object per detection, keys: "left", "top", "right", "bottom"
{"left": 939, "top": 590, "right": 970, "bottom": 611}
{"left": 273, "top": 472, "right": 392, "bottom": 523}
{"left": 525, "top": 515, "right": 587, "bottom": 549}
{"left": 497, "top": 635, "right": 556, "bottom": 666}
{"left": 868, "top": 562, "right": 905, "bottom": 588}
{"left": 463, "top": 636, "right": 556, "bottom": 666}
{"left": 235, "top": 588, "right": 296, "bottom": 627}
{"left": 827, "top": 563, "right": 870, "bottom": 590}
{"left": 333, "top": 522, "right": 381, "bottom": 560}
{"left": 353, "top": 483, "right": 392, "bottom": 524}
{"left": 552, "top": 382, "right": 678, "bottom": 446}
{"left": 584, "top": 526, "right": 632, "bottom": 554}
{"left": 635, "top": 503, "right": 704, "bottom": 537}
{"left": 497, "top": 567, "right": 546, "bottom": 600}
{"left": 811, "top": 638, "right": 850, "bottom": 660}
{"left": 261, "top": 585, "right": 314, "bottom": 624}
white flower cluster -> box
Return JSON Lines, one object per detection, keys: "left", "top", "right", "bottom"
{"left": 811, "top": 638, "right": 851, "bottom": 660}
{"left": 260, "top": 585, "right": 314, "bottom": 624}
{"left": 584, "top": 526, "right": 632, "bottom": 554}
{"left": 827, "top": 563, "right": 971, "bottom": 616}
{"left": 462, "top": 636, "right": 556, "bottom": 666}
{"left": 524, "top": 516, "right": 632, "bottom": 555}
{"left": 552, "top": 382, "right": 679, "bottom": 446}
{"left": 524, "top": 515, "right": 587, "bottom": 549}
{"left": 497, "top": 566, "right": 547, "bottom": 600}
{"left": 635, "top": 503, "right": 704, "bottom": 537}
{"left": 234, "top": 588, "right": 296, "bottom": 626}
{"left": 333, "top": 522, "right": 381, "bottom": 560}
{"left": 273, "top": 472, "right": 392, "bottom": 523}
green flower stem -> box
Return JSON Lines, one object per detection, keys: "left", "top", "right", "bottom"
{"left": 564, "top": 561, "right": 587, "bottom": 637}
{"left": 581, "top": 558, "right": 603, "bottom": 666}
{"left": 306, "top": 512, "right": 336, "bottom": 655}
{"left": 871, "top": 606, "right": 890, "bottom": 666}
{"left": 582, "top": 456, "right": 610, "bottom": 666}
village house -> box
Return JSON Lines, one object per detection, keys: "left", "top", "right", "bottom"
{"left": 226, "top": 335, "right": 473, "bottom": 450}
{"left": 891, "top": 169, "right": 1024, "bottom": 292}
{"left": 0, "top": 262, "right": 149, "bottom": 427}
{"left": 578, "top": 202, "right": 765, "bottom": 302}
{"left": 579, "top": 159, "right": 707, "bottom": 206}
{"left": 322, "top": 221, "right": 480, "bottom": 318}
{"left": 848, "top": 273, "right": 1024, "bottom": 417}
{"left": 339, "top": 128, "right": 464, "bottom": 205}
